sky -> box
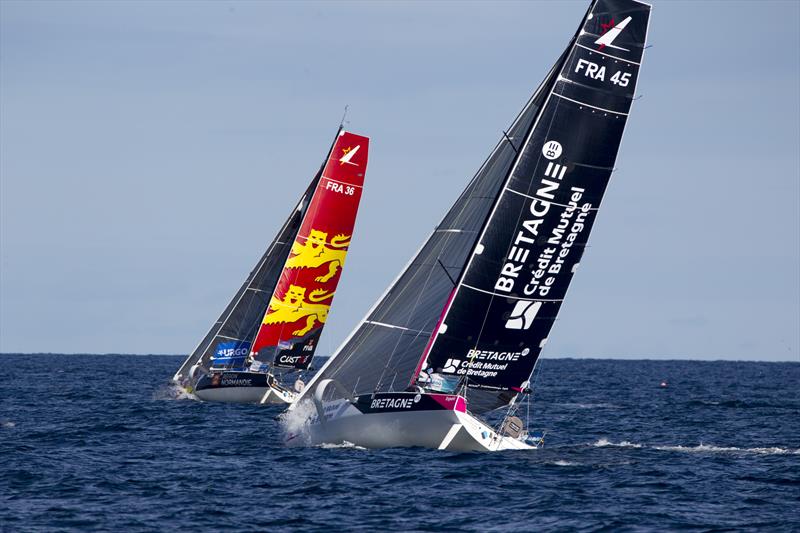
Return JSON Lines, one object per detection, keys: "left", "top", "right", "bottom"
{"left": 1, "top": 1, "right": 798, "bottom": 361}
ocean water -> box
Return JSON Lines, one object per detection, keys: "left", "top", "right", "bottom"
{"left": 1, "top": 355, "right": 798, "bottom": 532}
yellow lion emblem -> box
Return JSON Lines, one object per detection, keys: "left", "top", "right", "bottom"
{"left": 263, "top": 284, "right": 333, "bottom": 336}
{"left": 285, "top": 229, "right": 350, "bottom": 283}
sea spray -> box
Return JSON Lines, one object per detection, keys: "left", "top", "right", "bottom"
{"left": 152, "top": 381, "right": 198, "bottom": 401}
{"left": 279, "top": 399, "right": 317, "bottom": 446}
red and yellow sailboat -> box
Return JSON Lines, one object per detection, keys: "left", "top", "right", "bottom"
{"left": 173, "top": 128, "right": 369, "bottom": 404}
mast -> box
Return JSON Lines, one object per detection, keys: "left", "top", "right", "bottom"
{"left": 173, "top": 127, "right": 342, "bottom": 383}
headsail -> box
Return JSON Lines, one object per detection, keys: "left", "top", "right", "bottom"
{"left": 293, "top": 0, "right": 650, "bottom": 412}
{"left": 173, "top": 129, "right": 341, "bottom": 383}
{"left": 418, "top": 0, "right": 651, "bottom": 414}
{"left": 250, "top": 131, "right": 369, "bottom": 371}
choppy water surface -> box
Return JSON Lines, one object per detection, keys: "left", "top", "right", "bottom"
{"left": 1, "top": 355, "right": 798, "bottom": 531}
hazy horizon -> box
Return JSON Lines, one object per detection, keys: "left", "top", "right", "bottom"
{"left": 2, "top": 1, "right": 798, "bottom": 362}
{"left": 0, "top": 353, "right": 797, "bottom": 364}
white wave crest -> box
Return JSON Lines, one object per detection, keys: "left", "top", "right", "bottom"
{"left": 1, "top": 420, "right": 15, "bottom": 428}
{"left": 318, "top": 441, "right": 367, "bottom": 451}
{"left": 653, "top": 444, "right": 800, "bottom": 455}
{"left": 559, "top": 403, "right": 618, "bottom": 409}
{"left": 592, "top": 438, "right": 643, "bottom": 448}
{"left": 551, "top": 460, "right": 580, "bottom": 466}
{"left": 590, "top": 439, "right": 799, "bottom": 455}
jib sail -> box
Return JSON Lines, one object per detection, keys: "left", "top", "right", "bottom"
{"left": 417, "top": 0, "right": 651, "bottom": 414}
{"left": 173, "top": 129, "right": 341, "bottom": 383}
{"left": 249, "top": 131, "right": 369, "bottom": 371}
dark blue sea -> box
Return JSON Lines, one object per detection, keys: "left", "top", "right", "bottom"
{"left": 1, "top": 355, "right": 798, "bottom": 531}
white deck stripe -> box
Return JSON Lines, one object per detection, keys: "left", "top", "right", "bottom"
{"left": 438, "top": 424, "right": 463, "bottom": 450}
{"left": 258, "top": 389, "right": 272, "bottom": 404}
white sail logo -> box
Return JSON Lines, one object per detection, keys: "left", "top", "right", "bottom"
{"left": 442, "top": 358, "right": 461, "bottom": 373}
{"left": 339, "top": 145, "right": 361, "bottom": 166}
{"left": 594, "top": 16, "right": 632, "bottom": 52}
{"left": 504, "top": 301, "right": 542, "bottom": 330}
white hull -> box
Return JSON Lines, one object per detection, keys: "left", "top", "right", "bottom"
{"left": 287, "top": 380, "right": 537, "bottom": 452}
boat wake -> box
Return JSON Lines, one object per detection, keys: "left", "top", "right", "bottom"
{"left": 317, "top": 441, "right": 367, "bottom": 451}
{"left": 652, "top": 444, "right": 800, "bottom": 455}
{"left": 592, "top": 438, "right": 642, "bottom": 448}
{"left": 591, "top": 439, "right": 799, "bottom": 455}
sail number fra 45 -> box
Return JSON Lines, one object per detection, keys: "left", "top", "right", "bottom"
{"left": 574, "top": 58, "right": 630, "bottom": 87}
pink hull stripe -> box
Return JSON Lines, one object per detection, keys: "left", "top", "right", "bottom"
{"left": 429, "top": 394, "right": 467, "bottom": 413}
{"left": 455, "top": 397, "right": 466, "bottom": 413}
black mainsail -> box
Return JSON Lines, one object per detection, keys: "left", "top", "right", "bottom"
{"left": 295, "top": 0, "right": 650, "bottom": 416}
{"left": 419, "top": 0, "right": 651, "bottom": 414}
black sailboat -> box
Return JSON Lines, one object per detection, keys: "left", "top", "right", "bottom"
{"left": 288, "top": 0, "right": 651, "bottom": 450}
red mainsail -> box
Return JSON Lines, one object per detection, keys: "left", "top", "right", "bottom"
{"left": 250, "top": 130, "right": 369, "bottom": 369}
